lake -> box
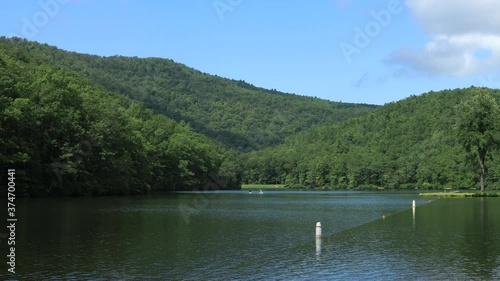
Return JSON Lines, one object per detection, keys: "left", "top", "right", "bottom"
{"left": 11, "top": 190, "right": 500, "bottom": 280}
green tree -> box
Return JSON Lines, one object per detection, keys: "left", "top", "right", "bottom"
{"left": 455, "top": 89, "right": 500, "bottom": 191}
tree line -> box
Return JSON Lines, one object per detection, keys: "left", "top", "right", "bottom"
{"left": 242, "top": 88, "right": 500, "bottom": 190}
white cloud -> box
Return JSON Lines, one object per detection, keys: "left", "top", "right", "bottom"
{"left": 387, "top": 0, "right": 500, "bottom": 76}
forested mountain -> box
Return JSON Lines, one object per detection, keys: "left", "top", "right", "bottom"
{"left": 0, "top": 39, "right": 241, "bottom": 196}
{"left": 0, "top": 37, "right": 377, "bottom": 152}
{"left": 3, "top": 37, "right": 498, "bottom": 195}
{"left": 243, "top": 88, "right": 500, "bottom": 190}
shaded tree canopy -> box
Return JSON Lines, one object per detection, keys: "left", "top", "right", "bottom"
{"left": 455, "top": 89, "right": 500, "bottom": 191}
{"left": 0, "top": 39, "right": 241, "bottom": 196}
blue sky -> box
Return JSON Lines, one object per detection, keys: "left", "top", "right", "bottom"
{"left": 2, "top": 0, "right": 500, "bottom": 105}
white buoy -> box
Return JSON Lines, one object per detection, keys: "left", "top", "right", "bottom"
{"left": 315, "top": 222, "right": 322, "bottom": 237}
{"left": 412, "top": 200, "right": 416, "bottom": 208}
{"left": 315, "top": 237, "right": 322, "bottom": 257}
{"left": 412, "top": 207, "right": 416, "bottom": 229}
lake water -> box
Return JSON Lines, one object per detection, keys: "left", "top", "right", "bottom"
{"left": 10, "top": 191, "right": 500, "bottom": 280}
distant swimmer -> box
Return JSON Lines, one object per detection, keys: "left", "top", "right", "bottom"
{"left": 249, "top": 190, "right": 252, "bottom": 194}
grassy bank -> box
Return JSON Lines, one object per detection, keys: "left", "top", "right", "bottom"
{"left": 242, "top": 184, "right": 285, "bottom": 189}
{"left": 420, "top": 192, "right": 474, "bottom": 197}
{"left": 420, "top": 192, "right": 500, "bottom": 197}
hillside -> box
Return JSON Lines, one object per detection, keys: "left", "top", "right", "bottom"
{"left": 243, "top": 88, "right": 500, "bottom": 190}
{"left": 0, "top": 37, "right": 377, "bottom": 152}
{"left": 4, "top": 37, "right": 497, "bottom": 194}
{"left": 0, "top": 39, "right": 241, "bottom": 196}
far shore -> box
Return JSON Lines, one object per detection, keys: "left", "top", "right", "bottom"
{"left": 420, "top": 191, "right": 500, "bottom": 197}
{"left": 241, "top": 184, "right": 285, "bottom": 189}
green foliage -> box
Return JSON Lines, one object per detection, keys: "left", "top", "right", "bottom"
{"left": 472, "top": 192, "right": 500, "bottom": 197}
{"left": 243, "top": 88, "right": 500, "bottom": 190}
{"left": 455, "top": 89, "right": 500, "bottom": 191}
{"left": 0, "top": 37, "right": 377, "bottom": 152}
{"left": 0, "top": 40, "right": 241, "bottom": 196}
{"left": 3, "top": 37, "right": 499, "bottom": 195}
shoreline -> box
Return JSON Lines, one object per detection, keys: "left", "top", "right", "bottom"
{"left": 420, "top": 192, "right": 500, "bottom": 197}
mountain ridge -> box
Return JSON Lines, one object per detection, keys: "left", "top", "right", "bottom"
{"left": 0, "top": 37, "right": 378, "bottom": 152}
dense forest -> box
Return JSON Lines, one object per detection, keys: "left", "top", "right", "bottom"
{"left": 0, "top": 39, "right": 242, "bottom": 196}
{"left": 0, "top": 37, "right": 377, "bottom": 152}
{"left": 243, "top": 88, "right": 500, "bottom": 190}
{"left": 2, "top": 37, "right": 499, "bottom": 196}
